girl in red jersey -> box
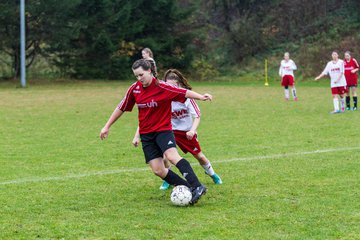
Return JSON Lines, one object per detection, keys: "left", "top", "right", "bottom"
{"left": 132, "top": 69, "right": 222, "bottom": 190}
{"left": 100, "top": 59, "right": 211, "bottom": 204}
{"left": 344, "top": 51, "right": 359, "bottom": 110}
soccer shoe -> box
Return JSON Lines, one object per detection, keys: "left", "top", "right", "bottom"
{"left": 189, "top": 184, "right": 207, "bottom": 205}
{"left": 285, "top": 98, "right": 289, "bottom": 101}
{"left": 329, "top": 110, "right": 341, "bottom": 114}
{"left": 205, "top": 171, "right": 223, "bottom": 184}
{"left": 353, "top": 107, "right": 357, "bottom": 111}
{"left": 294, "top": 97, "right": 298, "bottom": 101}
{"left": 346, "top": 107, "right": 351, "bottom": 111}
{"left": 211, "top": 173, "right": 223, "bottom": 184}
{"left": 159, "top": 181, "right": 170, "bottom": 190}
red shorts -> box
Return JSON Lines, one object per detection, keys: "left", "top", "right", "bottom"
{"left": 331, "top": 86, "right": 347, "bottom": 95}
{"left": 345, "top": 76, "right": 358, "bottom": 87}
{"left": 173, "top": 130, "right": 201, "bottom": 155}
{"left": 281, "top": 75, "right": 294, "bottom": 87}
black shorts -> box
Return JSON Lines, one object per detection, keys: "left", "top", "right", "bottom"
{"left": 140, "top": 130, "right": 177, "bottom": 163}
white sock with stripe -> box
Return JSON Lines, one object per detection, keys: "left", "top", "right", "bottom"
{"left": 340, "top": 98, "right": 345, "bottom": 111}
{"left": 284, "top": 89, "right": 289, "bottom": 99}
{"left": 333, "top": 98, "right": 339, "bottom": 112}
{"left": 292, "top": 87, "right": 297, "bottom": 98}
{"left": 201, "top": 162, "right": 215, "bottom": 176}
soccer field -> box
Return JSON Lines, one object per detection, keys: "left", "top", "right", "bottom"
{"left": 0, "top": 81, "right": 359, "bottom": 239}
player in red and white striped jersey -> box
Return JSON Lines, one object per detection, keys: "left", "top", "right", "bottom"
{"left": 315, "top": 51, "right": 347, "bottom": 114}
{"left": 279, "top": 52, "right": 298, "bottom": 101}
{"left": 100, "top": 59, "right": 212, "bottom": 204}
{"left": 344, "top": 51, "right": 359, "bottom": 110}
{"left": 164, "top": 69, "right": 222, "bottom": 189}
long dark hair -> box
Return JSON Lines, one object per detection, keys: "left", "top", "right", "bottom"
{"left": 132, "top": 59, "right": 159, "bottom": 84}
{"left": 163, "top": 69, "right": 192, "bottom": 90}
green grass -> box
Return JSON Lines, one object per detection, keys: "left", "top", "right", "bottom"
{"left": 0, "top": 80, "right": 359, "bottom": 239}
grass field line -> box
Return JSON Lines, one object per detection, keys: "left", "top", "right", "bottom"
{"left": 1, "top": 146, "right": 359, "bottom": 186}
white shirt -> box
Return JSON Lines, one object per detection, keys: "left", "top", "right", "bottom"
{"left": 171, "top": 99, "right": 201, "bottom": 131}
{"left": 321, "top": 60, "right": 347, "bottom": 87}
{"left": 279, "top": 59, "right": 297, "bottom": 77}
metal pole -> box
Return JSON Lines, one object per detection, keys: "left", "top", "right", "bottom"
{"left": 20, "top": 0, "right": 26, "bottom": 87}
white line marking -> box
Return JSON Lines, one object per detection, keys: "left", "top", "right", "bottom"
{"left": 1, "top": 146, "right": 359, "bottom": 186}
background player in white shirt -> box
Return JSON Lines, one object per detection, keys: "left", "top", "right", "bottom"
{"left": 315, "top": 51, "right": 347, "bottom": 113}
{"left": 279, "top": 52, "right": 298, "bottom": 101}
{"left": 133, "top": 69, "right": 222, "bottom": 190}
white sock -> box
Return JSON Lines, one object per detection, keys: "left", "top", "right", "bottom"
{"left": 292, "top": 87, "right": 297, "bottom": 98}
{"left": 333, "top": 98, "right": 339, "bottom": 111}
{"left": 340, "top": 98, "right": 345, "bottom": 111}
{"left": 284, "top": 89, "right": 289, "bottom": 99}
{"left": 201, "top": 162, "right": 215, "bottom": 176}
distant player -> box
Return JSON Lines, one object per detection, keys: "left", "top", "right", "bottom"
{"left": 344, "top": 51, "right": 359, "bottom": 110}
{"left": 315, "top": 51, "right": 347, "bottom": 114}
{"left": 133, "top": 69, "right": 223, "bottom": 190}
{"left": 141, "top": 48, "right": 157, "bottom": 77}
{"left": 279, "top": 52, "right": 298, "bottom": 101}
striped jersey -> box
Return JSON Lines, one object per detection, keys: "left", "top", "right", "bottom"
{"left": 171, "top": 99, "right": 201, "bottom": 131}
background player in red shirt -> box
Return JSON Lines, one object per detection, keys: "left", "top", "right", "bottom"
{"left": 344, "top": 51, "right": 359, "bottom": 110}
{"left": 100, "top": 59, "right": 212, "bottom": 204}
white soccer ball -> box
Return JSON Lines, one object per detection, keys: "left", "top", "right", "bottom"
{"left": 170, "top": 185, "right": 192, "bottom": 206}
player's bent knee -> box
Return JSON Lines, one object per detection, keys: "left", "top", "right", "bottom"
{"left": 164, "top": 148, "right": 181, "bottom": 164}
{"left": 152, "top": 168, "right": 167, "bottom": 178}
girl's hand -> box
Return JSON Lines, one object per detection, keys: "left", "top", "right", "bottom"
{"left": 351, "top": 69, "right": 357, "bottom": 73}
{"left": 186, "top": 130, "right": 195, "bottom": 140}
{"left": 203, "top": 93, "right": 212, "bottom": 101}
{"left": 100, "top": 127, "right": 109, "bottom": 140}
{"left": 132, "top": 136, "right": 140, "bottom": 147}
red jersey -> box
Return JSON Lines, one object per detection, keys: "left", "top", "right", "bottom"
{"left": 344, "top": 58, "right": 359, "bottom": 86}
{"left": 117, "top": 78, "right": 187, "bottom": 134}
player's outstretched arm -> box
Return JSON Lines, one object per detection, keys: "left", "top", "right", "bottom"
{"left": 100, "top": 108, "right": 124, "bottom": 140}
{"left": 315, "top": 73, "right": 325, "bottom": 81}
{"left": 185, "top": 90, "right": 212, "bottom": 101}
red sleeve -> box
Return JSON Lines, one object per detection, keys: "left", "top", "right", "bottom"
{"left": 117, "top": 84, "right": 136, "bottom": 112}
{"left": 159, "top": 82, "right": 187, "bottom": 103}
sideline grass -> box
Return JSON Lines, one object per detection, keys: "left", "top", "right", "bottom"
{"left": 0, "top": 81, "right": 359, "bottom": 239}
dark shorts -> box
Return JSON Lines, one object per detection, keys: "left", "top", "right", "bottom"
{"left": 140, "top": 130, "right": 177, "bottom": 163}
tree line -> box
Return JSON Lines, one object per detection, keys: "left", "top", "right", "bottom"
{"left": 0, "top": 0, "right": 359, "bottom": 80}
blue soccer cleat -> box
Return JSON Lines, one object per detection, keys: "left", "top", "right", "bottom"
{"left": 210, "top": 173, "right": 223, "bottom": 184}
{"left": 205, "top": 172, "right": 223, "bottom": 184}
{"left": 159, "top": 180, "right": 170, "bottom": 190}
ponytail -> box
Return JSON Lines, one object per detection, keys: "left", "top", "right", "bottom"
{"left": 164, "top": 69, "right": 192, "bottom": 90}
